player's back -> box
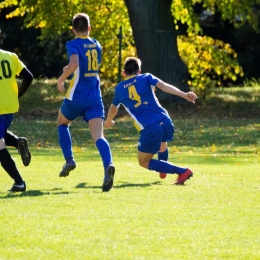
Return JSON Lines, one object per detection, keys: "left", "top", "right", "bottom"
{"left": 0, "top": 49, "right": 24, "bottom": 114}
{"left": 114, "top": 73, "right": 170, "bottom": 130}
{"left": 65, "top": 37, "right": 102, "bottom": 101}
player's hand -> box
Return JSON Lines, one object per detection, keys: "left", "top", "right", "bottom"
{"left": 185, "top": 91, "right": 197, "bottom": 104}
{"left": 57, "top": 80, "right": 66, "bottom": 93}
{"left": 104, "top": 120, "right": 115, "bottom": 128}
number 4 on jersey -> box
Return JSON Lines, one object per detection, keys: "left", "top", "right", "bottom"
{"left": 128, "top": 85, "right": 142, "bottom": 108}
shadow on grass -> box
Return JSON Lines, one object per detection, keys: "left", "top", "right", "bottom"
{"left": 75, "top": 181, "right": 162, "bottom": 190}
{"left": 0, "top": 188, "right": 71, "bottom": 199}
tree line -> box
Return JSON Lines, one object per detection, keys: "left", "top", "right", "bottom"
{"left": 0, "top": 0, "right": 260, "bottom": 96}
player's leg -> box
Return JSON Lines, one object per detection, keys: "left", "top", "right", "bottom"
{"left": 88, "top": 117, "right": 115, "bottom": 192}
{"left": 139, "top": 119, "right": 193, "bottom": 185}
{"left": 86, "top": 100, "right": 115, "bottom": 192}
{"left": 139, "top": 149, "right": 192, "bottom": 184}
{"left": 4, "top": 130, "right": 18, "bottom": 147}
{"left": 5, "top": 130, "right": 31, "bottom": 166}
{"left": 158, "top": 142, "right": 168, "bottom": 179}
{"left": 0, "top": 115, "right": 26, "bottom": 192}
{"left": 57, "top": 109, "right": 76, "bottom": 177}
{"left": 138, "top": 151, "right": 154, "bottom": 168}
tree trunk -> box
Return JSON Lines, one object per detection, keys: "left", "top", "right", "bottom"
{"left": 124, "top": 0, "right": 189, "bottom": 101}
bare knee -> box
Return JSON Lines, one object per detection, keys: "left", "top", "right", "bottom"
{"left": 138, "top": 159, "right": 149, "bottom": 169}
{"left": 57, "top": 109, "right": 71, "bottom": 126}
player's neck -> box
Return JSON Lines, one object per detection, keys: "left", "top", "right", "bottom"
{"left": 74, "top": 32, "right": 89, "bottom": 37}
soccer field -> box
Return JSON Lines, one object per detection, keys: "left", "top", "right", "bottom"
{"left": 0, "top": 115, "right": 259, "bottom": 259}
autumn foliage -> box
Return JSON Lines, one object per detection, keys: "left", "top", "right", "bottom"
{"left": 1, "top": 0, "right": 257, "bottom": 91}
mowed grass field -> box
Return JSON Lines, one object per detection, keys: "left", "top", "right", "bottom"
{"left": 0, "top": 81, "right": 260, "bottom": 259}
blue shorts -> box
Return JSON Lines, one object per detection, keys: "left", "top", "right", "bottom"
{"left": 138, "top": 117, "right": 174, "bottom": 154}
{"left": 0, "top": 114, "right": 13, "bottom": 139}
{"left": 60, "top": 98, "right": 105, "bottom": 122}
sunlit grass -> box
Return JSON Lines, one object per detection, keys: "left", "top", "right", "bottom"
{"left": 208, "top": 86, "right": 260, "bottom": 102}
{"left": 1, "top": 81, "right": 259, "bottom": 259}
{"left": 0, "top": 114, "right": 259, "bottom": 259}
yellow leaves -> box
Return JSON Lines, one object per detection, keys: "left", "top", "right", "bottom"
{"left": 201, "top": 52, "right": 212, "bottom": 61}
{"left": 177, "top": 33, "right": 244, "bottom": 90}
{"left": 5, "top": 5, "right": 27, "bottom": 19}
{"left": 6, "top": 13, "right": 13, "bottom": 18}
{"left": 37, "top": 21, "right": 46, "bottom": 29}
{"left": 215, "top": 67, "right": 222, "bottom": 75}
{"left": 224, "top": 43, "right": 231, "bottom": 50}
{"left": 0, "top": 0, "right": 18, "bottom": 9}
{"left": 234, "top": 66, "right": 240, "bottom": 74}
{"left": 73, "top": 146, "right": 83, "bottom": 153}
{"left": 210, "top": 144, "right": 217, "bottom": 153}
{"left": 0, "top": 0, "right": 133, "bottom": 82}
{"left": 231, "top": 75, "right": 237, "bottom": 81}
{"left": 182, "top": 8, "right": 189, "bottom": 15}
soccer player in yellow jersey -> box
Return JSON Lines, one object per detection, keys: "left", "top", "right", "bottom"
{"left": 0, "top": 39, "right": 33, "bottom": 192}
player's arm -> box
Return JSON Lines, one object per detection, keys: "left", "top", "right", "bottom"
{"left": 156, "top": 80, "right": 197, "bottom": 104}
{"left": 18, "top": 67, "right": 33, "bottom": 98}
{"left": 57, "top": 54, "right": 79, "bottom": 93}
{"left": 104, "top": 104, "right": 118, "bottom": 128}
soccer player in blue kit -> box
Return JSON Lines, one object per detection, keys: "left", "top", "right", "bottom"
{"left": 57, "top": 13, "right": 115, "bottom": 192}
{"left": 105, "top": 57, "right": 197, "bottom": 185}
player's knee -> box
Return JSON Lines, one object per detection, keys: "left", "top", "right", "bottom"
{"left": 138, "top": 159, "right": 149, "bottom": 169}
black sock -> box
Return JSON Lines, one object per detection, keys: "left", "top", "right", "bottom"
{"left": 4, "top": 131, "right": 18, "bottom": 149}
{"left": 0, "top": 149, "right": 23, "bottom": 183}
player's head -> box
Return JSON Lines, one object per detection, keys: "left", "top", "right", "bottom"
{"left": 123, "top": 57, "right": 141, "bottom": 76}
{"left": 72, "top": 13, "right": 91, "bottom": 34}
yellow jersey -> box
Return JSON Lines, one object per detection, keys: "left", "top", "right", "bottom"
{"left": 0, "top": 49, "right": 25, "bottom": 114}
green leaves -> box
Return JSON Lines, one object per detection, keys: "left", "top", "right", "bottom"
{"left": 1, "top": 0, "right": 134, "bottom": 82}
{"left": 0, "top": 0, "right": 257, "bottom": 90}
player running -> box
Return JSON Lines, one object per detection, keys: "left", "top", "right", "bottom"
{"left": 105, "top": 57, "right": 197, "bottom": 185}
{"left": 57, "top": 13, "right": 115, "bottom": 192}
{"left": 0, "top": 43, "right": 33, "bottom": 192}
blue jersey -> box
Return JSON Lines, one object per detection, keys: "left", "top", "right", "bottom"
{"left": 112, "top": 73, "right": 170, "bottom": 131}
{"left": 65, "top": 36, "right": 102, "bottom": 102}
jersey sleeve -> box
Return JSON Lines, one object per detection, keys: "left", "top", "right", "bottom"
{"left": 112, "top": 87, "right": 121, "bottom": 107}
{"left": 13, "top": 53, "right": 25, "bottom": 76}
{"left": 93, "top": 39, "right": 102, "bottom": 65}
{"left": 146, "top": 73, "right": 159, "bottom": 86}
{"left": 66, "top": 41, "right": 79, "bottom": 57}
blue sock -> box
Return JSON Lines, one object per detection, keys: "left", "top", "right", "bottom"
{"left": 148, "top": 159, "right": 186, "bottom": 174}
{"left": 158, "top": 148, "right": 168, "bottom": 161}
{"left": 58, "top": 125, "right": 73, "bottom": 162}
{"left": 96, "top": 137, "right": 112, "bottom": 169}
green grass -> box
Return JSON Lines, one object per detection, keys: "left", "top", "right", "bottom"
{"left": 0, "top": 82, "right": 260, "bottom": 259}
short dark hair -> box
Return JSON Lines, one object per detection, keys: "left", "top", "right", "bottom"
{"left": 124, "top": 57, "right": 141, "bottom": 75}
{"left": 72, "top": 13, "right": 90, "bottom": 33}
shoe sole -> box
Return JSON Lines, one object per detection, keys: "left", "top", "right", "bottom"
{"left": 59, "top": 165, "right": 76, "bottom": 177}
{"left": 17, "top": 138, "right": 31, "bottom": 167}
{"left": 9, "top": 188, "right": 26, "bottom": 192}
{"left": 174, "top": 173, "right": 193, "bottom": 185}
{"left": 9, "top": 182, "right": 26, "bottom": 192}
{"left": 102, "top": 165, "right": 115, "bottom": 192}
